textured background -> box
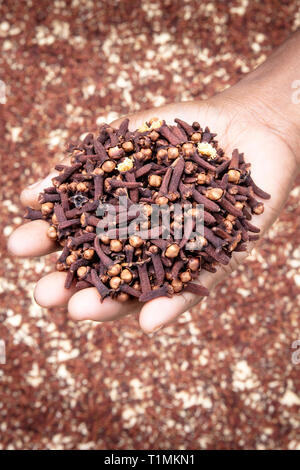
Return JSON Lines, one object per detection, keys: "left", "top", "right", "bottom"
{"left": 1, "top": 0, "right": 300, "bottom": 450}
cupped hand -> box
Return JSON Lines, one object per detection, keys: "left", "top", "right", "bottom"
{"left": 7, "top": 92, "right": 298, "bottom": 333}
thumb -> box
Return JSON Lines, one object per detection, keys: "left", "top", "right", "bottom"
{"left": 23, "top": 101, "right": 201, "bottom": 209}
{"left": 110, "top": 100, "right": 202, "bottom": 130}
{"left": 20, "top": 157, "right": 70, "bottom": 209}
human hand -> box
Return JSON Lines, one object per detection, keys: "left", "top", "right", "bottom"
{"left": 8, "top": 35, "right": 300, "bottom": 333}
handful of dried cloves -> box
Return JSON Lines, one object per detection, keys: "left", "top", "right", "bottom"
{"left": 25, "top": 117, "right": 270, "bottom": 303}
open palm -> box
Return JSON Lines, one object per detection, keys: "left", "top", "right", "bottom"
{"left": 8, "top": 94, "right": 298, "bottom": 333}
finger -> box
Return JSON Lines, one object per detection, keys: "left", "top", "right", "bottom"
{"left": 20, "top": 157, "right": 71, "bottom": 209}
{"left": 68, "top": 287, "right": 141, "bottom": 322}
{"left": 139, "top": 291, "right": 198, "bottom": 333}
{"left": 7, "top": 220, "right": 57, "bottom": 257}
{"left": 139, "top": 266, "right": 218, "bottom": 333}
{"left": 34, "top": 272, "right": 77, "bottom": 308}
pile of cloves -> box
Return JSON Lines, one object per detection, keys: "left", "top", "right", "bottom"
{"left": 25, "top": 117, "right": 270, "bottom": 303}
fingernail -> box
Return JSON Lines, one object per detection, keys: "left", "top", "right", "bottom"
{"left": 28, "top": 180, "right": 42, "bottom": 189}
{"left": 151, "top": 324, "right": 164, "bottom": 333}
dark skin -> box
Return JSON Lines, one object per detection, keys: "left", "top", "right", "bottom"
{"left": 8, "top": 32, "right": 300, "bottom": 333}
